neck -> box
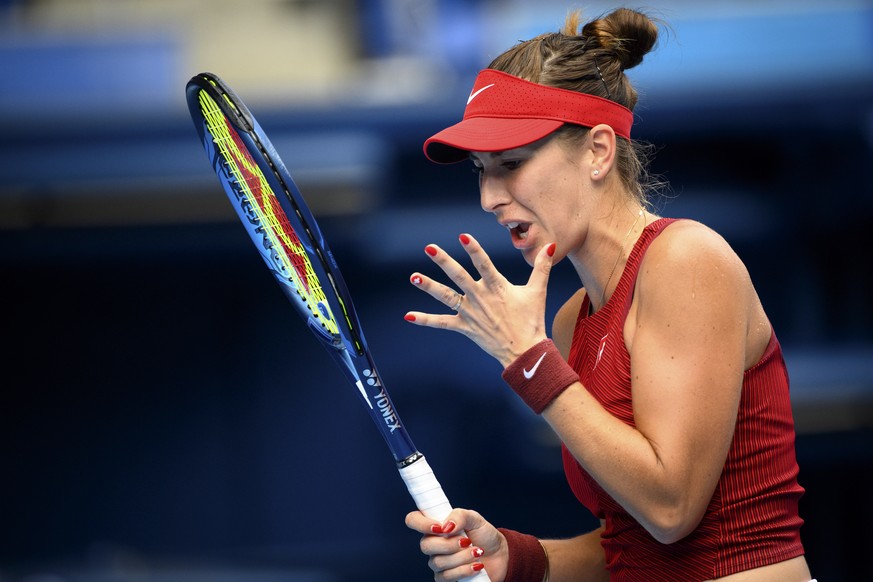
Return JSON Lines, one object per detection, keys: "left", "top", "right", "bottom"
{"left": 570, "top": 203, "right": 648, "bottom": 312}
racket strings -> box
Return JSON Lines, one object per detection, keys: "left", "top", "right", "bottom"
{"left": 198, "top": 91, "right": 339, "bottom": 335}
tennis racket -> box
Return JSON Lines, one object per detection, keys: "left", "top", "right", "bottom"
{"left": 186, "top": 73, "right": 490, "bottom": 581}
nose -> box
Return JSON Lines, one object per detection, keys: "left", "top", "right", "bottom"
{"left": 479, "top": 173, "right": 510, "bottom": 213}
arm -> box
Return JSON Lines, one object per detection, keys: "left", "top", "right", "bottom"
{"left": 543, "top": 294, "right": 611, "bottom": 582}
{"left": 406, "top": 507, "right": 609, "bottom": 582}
{"left": 543, "top": 222, "right": 755, "bottom": 542}
{"left": 404, "top": 226, "right": 757, "bottom": 543}
{"left": 405, "top": 508, "right": 508, "bottom": 582}
{"left": 541, "top": 525, "right": 609, "bottom": 582}
{"left": 552, "top": 288, "right": 586, "bottom": 358}
{"left": 404, "top": 287, "right": 610, "bottom": 582}
{"left": 404, "top": 243, "right": 608, "bottom": 579}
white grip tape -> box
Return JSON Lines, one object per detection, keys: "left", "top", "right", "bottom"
{"left": 399, "top": 456, "right": 492, "bottom": 582}
{"left": 399, "top": 455, "right": 452, "bottom": 520}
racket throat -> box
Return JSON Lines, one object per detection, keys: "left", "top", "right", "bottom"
{"left": 397, "top": 451, "right": 424, "bottom": 469}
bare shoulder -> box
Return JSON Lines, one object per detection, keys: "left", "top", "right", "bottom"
{"left": 553, "top": 288, "right": 587, "bottom": 360}
{"left": 630, "top": 219, "right": 770, "bottom": 368}
{"left": 631, "top": 219, "right": 758, "bottom": 341}
{"left": 641, "top": 219, "right": 751, "bottom": 289}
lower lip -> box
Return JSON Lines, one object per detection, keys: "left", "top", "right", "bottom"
{"left": 511, "top": 229, "right": 533, "bottom": 250}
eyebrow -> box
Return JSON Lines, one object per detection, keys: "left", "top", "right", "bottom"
{"left": 469, "top": 151, "right": 506, "bottom": 162}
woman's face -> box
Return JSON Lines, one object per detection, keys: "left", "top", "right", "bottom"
{"left": 471, "top": 134, "right": 591, "bottom": 265}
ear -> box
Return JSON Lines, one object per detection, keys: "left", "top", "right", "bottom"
{"left": 588, "top": 124, "right": 617, "bottom": 181}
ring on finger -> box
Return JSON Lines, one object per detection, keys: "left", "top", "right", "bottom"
{"left": 451, "top": 294, "right": 464, "bottom": 311}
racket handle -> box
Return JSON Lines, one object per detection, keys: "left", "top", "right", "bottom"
{"left": 399, "top": 456, "right": 492, "bottom": 582}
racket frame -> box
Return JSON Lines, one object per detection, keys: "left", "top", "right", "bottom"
{"left": 186, "top": 73, "right": 490, "bottom": 582}
{"left": 186, "top": 73, "right": 417, "bottom": 464}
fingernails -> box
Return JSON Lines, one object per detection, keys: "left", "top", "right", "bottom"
{"left": 547, "top": 242, "right": 557, "bottom": 257}
{"left": 459, "top": 537, "right": 472, "bottom": 548}
{"left": 429, "top": 520, "right": 456, "bottom": 534}
{"left": 472, "top": 547, "right": 485, "bottom": 558}
{"left": 472, "top": 563, "right": 485, "bottom": 572}
{"left": 410, "top": 274, "right": 422, "bottom": 285}
{"left": 425, "top": 245, "right": 438, "bottom": 257}
{"left": 404, "top": 313, "right": 416, "bottom": 322}
{"left": 459, "top": 233, "right": 471, "bottom": 245}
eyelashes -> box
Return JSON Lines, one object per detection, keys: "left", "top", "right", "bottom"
{"left": 470, "top": 160, "right": 522, "bottom": 175}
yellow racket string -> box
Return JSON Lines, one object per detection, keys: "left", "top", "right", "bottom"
{"left": 199, "top": 90, "right": 339, "bottom": 335}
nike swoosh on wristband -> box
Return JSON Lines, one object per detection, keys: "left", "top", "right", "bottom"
{"left": 467, "top": 83, "right": 495, "bottom": 104}
{"left": 523, "top": 351, "right": 548, "bottom": 380}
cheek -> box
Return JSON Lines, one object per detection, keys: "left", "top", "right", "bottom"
{"left": 513, "top": 155, "right": 580, "bottom": 209}
{"left": 536, "top": 176, "right": 578, "bottom": 213}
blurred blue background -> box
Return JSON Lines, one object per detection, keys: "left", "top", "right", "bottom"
{"left": 1, "top": 0, "right": 872, "bottom": 580}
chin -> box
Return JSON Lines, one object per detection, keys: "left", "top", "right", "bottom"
{"left": 520, "top": 248, "right": 537, "bottom": 266}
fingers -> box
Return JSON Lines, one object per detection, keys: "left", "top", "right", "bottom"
{"left": 527, "top": 241, "right": 557, "bottom": 291}
{"left": 421, "top": 533, "right": 485, "bottom": 565}
{"left": 417, "top": 235, "right": 552, "bottom": 294}
{"left": 458, "top": 233, "right": 504, "bottom": 289}
{"left": 408, "top": 271, "right": 464, "bottom": 313}
{"left": 404, "top": 236, "right": 556, "bottom": 358}
{"left": 403, "top": 277, "right": 460, "bottom": 331}
{"left": 403, "top": 242, "right": 474, "bottom": 329}
{"left": 425, "top": 243, "right": 476, "bottom": 293}
{"left": 404, "top": 510, "right": 470, "bottom": 536}
{"left": 405, "top": 510, "right": 492, "bottom": 581}
{"left": 405, "top": 509, "right": 438, "bottom": 534}
{"left": 404, "top": 235, "right": 503, "bottom": 315}
{"left": 422, "top": 236, "right": 509, "bottom": 292}
{"left": 428, "top": 546, "right": 487, "bottom": 581}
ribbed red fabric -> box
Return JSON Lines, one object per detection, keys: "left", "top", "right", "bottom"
{"left": 502, "top": 338, "right": 580, "bottom": 414}
{"left": 562, "top": 218, "right": 805, "bottom": 581}
{"left": 497, "top": 528, "right": 548, "bottom": 582}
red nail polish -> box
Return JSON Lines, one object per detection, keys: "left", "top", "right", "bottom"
{"left": 547, "top": 242, "right": 557, "bottom": 257}
{"left": 404, "top": 314, "right": 416, "bottom": 322}
{"left": 425, "top": 245, "right": 438, "bottom": 257}
{"left": 430, "top": 524, "right": 443, "bottom": 534}
{"left": 472, "top": 563, "right": 485, "bottom": 572}
{"left": 459, "top": 537, "right": 472, "bottom": 548}
{"left": 459, "top": 234, "right": 471, "bottom": 245}
{"left": 472, "top": 547, "right": 484, "bottom": 558}
{"left": 442, "top": 520, "right": 456, "bottom": 534}
{"left": 410, "top": 274, "right": 423, "bottom": 285}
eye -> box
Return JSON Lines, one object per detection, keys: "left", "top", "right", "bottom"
{"left": 501, "top": 160, "right": 522, "bottom": 171}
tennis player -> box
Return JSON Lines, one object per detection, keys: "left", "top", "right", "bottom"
{"left": 403, "top": 8, "right": 814, "bottom": 582}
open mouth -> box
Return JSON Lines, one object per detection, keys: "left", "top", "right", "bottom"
{"left": 506, "top": 221, "right": 530, "bottom": 241}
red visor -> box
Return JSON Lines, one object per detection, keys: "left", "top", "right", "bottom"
{"left": 424, "top": 69, "right": 634, "bottom": 164}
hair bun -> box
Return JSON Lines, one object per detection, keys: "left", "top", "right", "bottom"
{"left": 581, "top": 8, "right": 658, "bottom": 71}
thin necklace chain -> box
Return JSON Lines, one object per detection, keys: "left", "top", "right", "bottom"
{"left": 599, "top": 208, "right": 644, "bottom": 309}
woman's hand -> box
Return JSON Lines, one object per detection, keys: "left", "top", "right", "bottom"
{"left": 404, "top": 234, "right": 557, "bottom": 367}
{"left": 405, "top": 507, "right": 508, "bottom": 582}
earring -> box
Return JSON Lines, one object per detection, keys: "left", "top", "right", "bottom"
{"left": 593, "top": 169, "right": 600, "bottom": 176}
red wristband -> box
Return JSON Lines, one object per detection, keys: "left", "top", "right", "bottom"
{"left": 498, "top": 528, "right": 548, "bottom": 582}
{"left": 502, "top": 339, "right": 579, "bottom": 414}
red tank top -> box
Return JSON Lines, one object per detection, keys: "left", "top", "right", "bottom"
{"left": 563, "top": 218, "right": 805, "bottom": 581}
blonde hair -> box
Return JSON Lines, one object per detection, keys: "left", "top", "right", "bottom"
{"left": 488, "top": 8, "right": 663, "bottom": 204}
